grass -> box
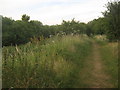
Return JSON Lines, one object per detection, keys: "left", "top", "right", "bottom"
{"left": 95, "top": 37, "right": 118, "bottom": 88}
{"left": 2, "top": 35, "right": 118, "bottom": 88}
{"left": 2, "top": 35, "right": 92, "bottom": 88}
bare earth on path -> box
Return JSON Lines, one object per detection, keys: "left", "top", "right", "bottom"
{"left": 77, "top": 41, "right": 113, "bottom": 88}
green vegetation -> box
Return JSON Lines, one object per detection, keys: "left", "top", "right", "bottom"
{"left": 2, "top": 35, "right": 92, "bottom": 88}
{"left": 3, "top": 35, "right": 118, "bottom": 88}
{"left": 103, "top": 1, "right": 120, "bottom": 41}
{"left": 87, "top": 18, "right": 108, "bottom": 35}
{"left": 94, "top": 37, "right": 118, "bottom": 87}
{"left": 2, "top": 0, "right": 120, "bottom": 46}
{"left": 2, "top": 15, "right": 89, "bottom": 46}
{"left": 99, "top": 41, "right": 118, "bottom": 87}
{"left": 2, "top": 0, "right": 119, "bottom": 88}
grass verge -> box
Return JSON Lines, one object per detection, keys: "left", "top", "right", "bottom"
{"left": 96, "top": 39, "right": 118, "bottom": 88}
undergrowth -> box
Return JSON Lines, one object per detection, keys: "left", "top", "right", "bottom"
{"left": 2, "top": 35, "right": 92, "bottom": 88}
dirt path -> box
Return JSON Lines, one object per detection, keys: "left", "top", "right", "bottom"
{"left": 77, "top": 41, "right": 113, "bottom": 88}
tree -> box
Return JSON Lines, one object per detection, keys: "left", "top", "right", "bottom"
{"left": 21, "top": 14, "right": 30, "bottom": 22}
{"left": 2, "top": 15, "right": 44, "bottom": 46}
{"left": 103, "top": 0, "right": 120, "bottom": 41}
{"left": 2, "top": 16, "right": 14, "bottom": 46}
{"left": 87, "top": 18, "right": 108, "bottom": 36}
{"left": 86, "top": 24, "right": 93, "bottom": 37}
{"left": 60, "top": 19, "right": 86, "bottom": 35}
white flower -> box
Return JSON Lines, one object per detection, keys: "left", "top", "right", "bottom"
{"left": 52, "top": 41, "right": 55, "bottom": 43}
{"left": 11, "top": 87, "right": 14, "bottom": 88}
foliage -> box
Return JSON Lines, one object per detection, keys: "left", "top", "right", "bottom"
{"left": 2, "top": 1, "right": 120, "bottom": 46}
{"left": 87, "top": 17, "right": 108, "bottom": 35}
{"left": 97, "top": 40, "right": 118, "bottom": 87}
{"left": 60, "top": 19, "right": 87, "bottom": 35}
{"left": 2, "top": 16, "right": 48, "bottom": 46}
{"left": 2, "top": 35, "right": 92, "bottom": 88}
{"left": 21, "top": 14, "right": 30, "bottom": 22}
{"left": 103, "top": 0, "right": 120, "bottom": 41}
{"left": 2, "top": 16, "right": 88, "bottom": 46}
{"left": 2, "top": 17, "right": 14, "bottom": 46}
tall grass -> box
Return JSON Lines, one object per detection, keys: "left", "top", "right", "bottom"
{"left": 2, "top": 35, "right": 92, "bottom": 88}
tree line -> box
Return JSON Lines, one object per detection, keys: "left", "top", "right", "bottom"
{"left": 2, "top": 0, "right": 120, "bottom": 46}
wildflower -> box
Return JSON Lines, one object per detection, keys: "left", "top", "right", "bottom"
{"left": 11, "top": 87, "right": 14, "bottom": 88}
{"left": 49, "top": 35, "right": 53, "bottom": 38}
{"left": 52, "top": 41, "right": 55, "bottom": 43}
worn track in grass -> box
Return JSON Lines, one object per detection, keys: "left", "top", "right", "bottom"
{"left": 77, "top": 41, "right": 113, "bottom": 88}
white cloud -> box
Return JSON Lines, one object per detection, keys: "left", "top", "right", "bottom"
{"left": 0, "top": 0, "right": 110, "bottom": 25}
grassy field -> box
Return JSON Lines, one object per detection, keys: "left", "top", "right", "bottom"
{"left": 2, "top": 35, "right": 118, "bottom": 88}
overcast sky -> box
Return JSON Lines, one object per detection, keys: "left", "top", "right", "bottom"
{"left": 0, "top": 0, "right": 110, "bottom": 25}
